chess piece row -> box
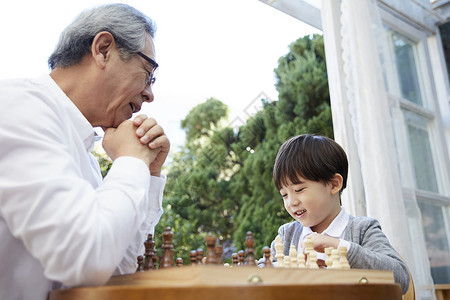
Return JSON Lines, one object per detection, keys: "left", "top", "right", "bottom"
{"left": 230, "top": 231, "right": 259, "bottom": 266}
{"left": 137, "top": 228, "right": 263, "bottom": 271}
{"left": 136, "top": 227, "right": 179, "bottom": 271}
{"left": 274, "top": 235, "right": 350, "bottom": 269}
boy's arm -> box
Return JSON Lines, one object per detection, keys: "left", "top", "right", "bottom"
{"left": 346, "top": 218, "right": 410, "bottom": 294}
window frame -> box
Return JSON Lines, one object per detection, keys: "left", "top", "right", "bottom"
{"left": 381, "top": 6, "right": 450, "bottom": 284}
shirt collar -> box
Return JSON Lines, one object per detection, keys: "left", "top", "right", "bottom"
{"left": 41, "top": 74, "right": 97, "bottom": 152}
{"left": 300, "top": 207, "right": 349, "bottom": 241}
{"left": 322, "top": 207, "right": 349, "bottom": 237}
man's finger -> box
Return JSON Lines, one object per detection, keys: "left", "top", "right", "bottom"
{"left": 139, "top": 124, "right": 164, "bottom": 144}
{"left": 133, "top": 114, "right": 148, "bottom": 127}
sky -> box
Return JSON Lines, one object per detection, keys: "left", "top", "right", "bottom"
{"left": 0, "top": 0, "right": 321, "bottom": 153}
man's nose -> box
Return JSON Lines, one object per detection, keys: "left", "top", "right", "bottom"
{"left": 142, "top": 85, "right": 154, "bottom": 103}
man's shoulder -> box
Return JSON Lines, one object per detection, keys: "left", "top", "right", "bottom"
{"left": 1, "top": 75, "right": 67, "bottom": 113}
{"left": 0, "top": 76, "right": 42, "bottom": 88}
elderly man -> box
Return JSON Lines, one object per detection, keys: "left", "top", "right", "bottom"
{"left": 0, "top": 4, "right": 169, "bottom": 299}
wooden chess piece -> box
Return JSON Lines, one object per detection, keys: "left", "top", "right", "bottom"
{"left": 152, "top": 254, "right": 158, "bottom": 269}
{"left": 160, "top": 227, "right": 175, "bottom": 268}
{"left": 245, "top": 231, "right": 256, "bottom": 266}
{"left": 136, "top": 255, "right": 144, "bottom": 272}
{"left": 189, "top": 250, "right": 197, "bottom": 265}
{"left": 238, "top": 250, "right": 245, "bottom": 266}
{"left": 144, "top": 234, "right": 155, "bottom": 270}
{"left": 176, "top": 257, "right": 183, "bottom": 267}
{"left": 262, "top": 246, "right": 273, "bottom": 267}
{"left": 196, "top": 248, "right": 204, "bottom": 265}
{"left": 232, "top": 253, "right": 239, "bottom": 266}
{"left": 205, "top": 235, "right": 218, "bottom": 265}
{"left": 215, "top": 244, "right": 224, "bottom": 265}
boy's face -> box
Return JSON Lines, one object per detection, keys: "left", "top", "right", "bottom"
{"left": 279, "top": 175, "right": 342, "bottom": 234}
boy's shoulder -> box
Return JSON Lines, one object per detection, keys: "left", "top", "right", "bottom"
{"left": 349, "top": 215, "right": 380, "bottom": 223}
{"left": 278, "top": 220, "right": 303, "bottom": 235}
{"left": 346, "top": 215, "right": 382, "bottom": 231}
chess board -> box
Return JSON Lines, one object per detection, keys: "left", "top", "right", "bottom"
{"left": 49, "top": 265, "right": 403, "bottom": 300}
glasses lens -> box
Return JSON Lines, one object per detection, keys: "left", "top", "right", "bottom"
{"left": 149, "top": 68, "right": 158, "bottom": 86}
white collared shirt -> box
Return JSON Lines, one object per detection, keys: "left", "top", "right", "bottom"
{"left": 0, "top": 75, "right": 165, "bottom": 300}
{"left": 298, "top": 207, "right": 351, "bottom": 261}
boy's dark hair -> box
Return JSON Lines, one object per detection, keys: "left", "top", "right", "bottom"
{"left": 273, "top": 134, "right": 348, "bottom": 194}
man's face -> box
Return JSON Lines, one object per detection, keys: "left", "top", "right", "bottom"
{"left": 99, "top": 34, "right": 157, "bottom": 129}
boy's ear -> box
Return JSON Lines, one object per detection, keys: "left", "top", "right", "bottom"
{"left": 330, "top": 173, "right": 343, "bottom": 195}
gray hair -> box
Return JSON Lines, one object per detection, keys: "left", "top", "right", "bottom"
{"left": 48, "top": 3, "right": 156, "bottom": 69}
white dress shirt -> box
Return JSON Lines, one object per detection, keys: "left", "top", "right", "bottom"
{"left": 0, "top": 75, "right": 165, "bottom": 300}
{"left": 298, "top": 207, "right": 351, "bottom": 261}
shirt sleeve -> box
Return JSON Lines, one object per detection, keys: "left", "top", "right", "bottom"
{"left": 338, "top": 239, "right": 351, "bottom": 251}
{"left": 346, "top": 219, "right": 410, "bottom": 294}
{"left": 0, "top": 87, "right": 163, "bottom": 287}
{"left": 113, "top": 174, "right": 165, "bottom": 275}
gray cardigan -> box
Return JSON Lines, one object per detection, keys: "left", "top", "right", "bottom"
{"left": 267, "top": 215, "right": 410, "bottom": 294}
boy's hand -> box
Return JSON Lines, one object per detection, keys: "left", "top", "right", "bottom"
{"left": 305, "top": 233, "right": 340, "bottom": 253}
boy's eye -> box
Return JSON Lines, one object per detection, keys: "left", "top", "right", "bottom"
{"left": 281, "top": 194, "right": 288, "bottom": 199}
{"left": 295, "top": 188, "right": 304, "bottom": 192}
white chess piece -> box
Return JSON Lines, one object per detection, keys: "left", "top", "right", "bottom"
{"left": 325, "top": 247, "right": 333, "bottom": 268}
{"left": 274, "top": 235, "right": 284, "bottom": 268}
{"left": 297, "top": 252, "right": 306, "bottom": 268}
{"left": 309, "top": 251, "right": 319, "bottom": 269}
{"left": 289, "top": 245, "right": 298, "bottom": 268}
{"left": 338, "top": 247, "right": 350, "bottom": 269}
{"left": 304, "top": 236, "right": 314, "bottom": 268}
{"left": 330, "top": 249, "right": 342, "bottom": 269}
{"left": 283, "top": 255, "right": 291, "bottom": 268}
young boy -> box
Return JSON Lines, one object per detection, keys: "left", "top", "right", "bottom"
{"left": 267, "top": 134, "right": 410, "bottom": 294}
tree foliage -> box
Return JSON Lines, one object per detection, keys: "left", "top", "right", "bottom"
{"left": 91, "top": 149, "right": 112, "bottom": 178}
{"left": 157, "top": 34, "right": 332, "bottom": 262}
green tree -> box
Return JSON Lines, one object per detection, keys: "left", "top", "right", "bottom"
{"left": 91, "top": 149, "right": 112, "bottom": 178}
{"left": 158, "top": 34, "right": 332, "bottom": 262}
{"left": 275, "top": 34, "right": 332, "bottom": 140}
{"left": 156, "top": 97, "right": 238, "bottom": 263}
{"left": 231, "top": 34, "right": 332, "bottom": 255}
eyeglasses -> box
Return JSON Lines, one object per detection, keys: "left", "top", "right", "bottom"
{"left": 136, "top": 51, "right": 159, "bottom": 87}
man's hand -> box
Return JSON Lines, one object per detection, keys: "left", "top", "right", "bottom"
{"left": 102, "top": 120, "right": 160, "bottom": 168}
{"left": 133, "top": 115, "right": 170, "bottom": 177}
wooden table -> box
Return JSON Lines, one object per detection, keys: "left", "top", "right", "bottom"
{"left": 49, "top": 265, "right": 403, "bottom": 300}
{"left": 435, "top": 284, "right": 450, "bottom": 300}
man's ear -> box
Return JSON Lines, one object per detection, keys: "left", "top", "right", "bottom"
{"left": 330, "top": 173, "right": 343, "bottom": 195}
{"left": 91, "top": 31, "right": 115, "bottom": 68}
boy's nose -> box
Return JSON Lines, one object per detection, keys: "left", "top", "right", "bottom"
{"left": 288, "top": 195, "right": 300, "bottom": 207}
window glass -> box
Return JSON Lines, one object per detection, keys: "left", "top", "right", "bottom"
{"left": 438, "top": 22, "right": 450, "bottom": 84}
{"left": 418, "top": 201, "right": 450, "bottom": 284}
{"left": 404, "top": 110, "right": 438, "bottom": 193}
{"left": 392, "top": 32, "right": 423, "bottom": 105}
